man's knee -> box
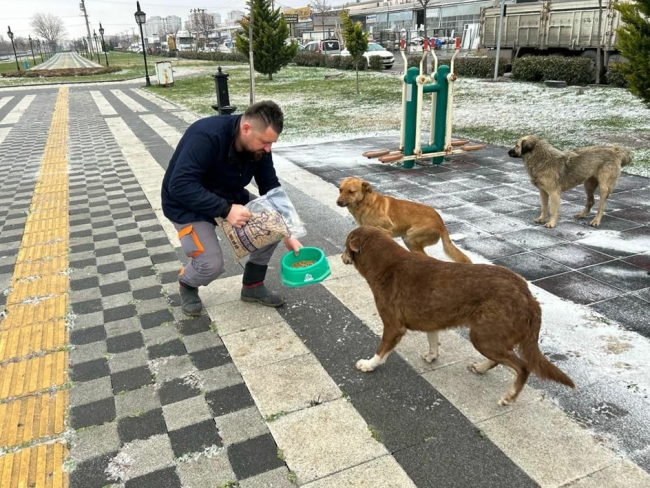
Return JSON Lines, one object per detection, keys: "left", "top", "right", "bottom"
{"left": 191, "top": 258, "right": 225, "bottom": 286}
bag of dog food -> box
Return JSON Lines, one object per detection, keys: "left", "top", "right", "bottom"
{"left": 218, "top": 187, "right": 306, "bottom": 261}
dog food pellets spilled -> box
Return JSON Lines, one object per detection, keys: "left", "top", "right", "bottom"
{"left": 291, "top": 260, "right": 316, "bottom": 268}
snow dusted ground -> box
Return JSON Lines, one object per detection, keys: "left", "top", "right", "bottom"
{"left": 452, "top": 78, "right": 650, "bottom": 177}
{"left": 275, "top": 143, "right": 650, "bottom": 464}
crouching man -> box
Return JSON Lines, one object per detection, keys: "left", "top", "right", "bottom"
{"left": 161, "top": 100, "right": 302, "bottom": 316}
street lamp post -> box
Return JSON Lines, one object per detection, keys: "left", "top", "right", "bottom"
{"left": 99, "top": 23, "right": 109, "bottom": 66}
{"left": 28, "top": 36, "right": 36, "bottom": 65}
{"left": 7, "top": 26, "right": 20, "bottom": 72}
{"left": 37, "top": 39, "right": 44, "bottom": 62}
{"left": 134, "top": 1, "right": 151, "bottom": 86}
{"left": 93, "top": 30, "right": 101, "bottom": 63}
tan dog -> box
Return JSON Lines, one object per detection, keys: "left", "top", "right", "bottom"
{"left": 342, "top": 226, "right": 575, "bottom": 405}
{"left": 508, "top": 135, "right": 632, "bottom": 228}
{"left": 337, "top": 177, "right": 471, "bottom": 263}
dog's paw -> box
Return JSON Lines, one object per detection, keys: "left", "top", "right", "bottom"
{"left": 544, "top": 222, "right": 557, "bottom": 228}
{"left": 573, "top": 212, "right": 587, "bottom": 219}
{"left": 498, "top": 396, "right": 516, "bottom": 406}
{"left": 356, "top": 359, "right": 375, "bottom": 372}
{"left": 589, "top": 218, "right": 601, "bottom": 227}
{"left": 468, "top": 362, "right": 484, "bottom": 375}
{"left": 423, "top": 352, "right": 439, "bottom": 363}
{"left": 534, "top": 216, "right": 547, "bottom": 224}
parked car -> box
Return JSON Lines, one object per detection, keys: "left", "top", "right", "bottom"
{"left": 340, "top": 42, "right": 394, "bottom": 69}
{"left": 303, "top": 38, "right": 341, "bottom": 56}
{"left": 218, "top": 39, "right": 235, "bottom": 53}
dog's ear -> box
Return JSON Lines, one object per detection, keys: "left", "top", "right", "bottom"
{"left": 348, "top": 235, "right": 361, "bottom": 253}
{"left": 521, "top": 137, "right": 536, "bottom": 155}
{"left": 361, "top": 181, "right": 373, "bottom": 194}
{"left": 347, "top": 233, "right": 363, "bottom": 254}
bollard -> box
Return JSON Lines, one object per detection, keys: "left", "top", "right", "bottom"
{"left": 211, "top": 66, "right": 237, "bottom": 115}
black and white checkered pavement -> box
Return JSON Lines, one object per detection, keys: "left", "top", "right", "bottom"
{"left": 1, "top": 82, "right": 649, "bottom": 488}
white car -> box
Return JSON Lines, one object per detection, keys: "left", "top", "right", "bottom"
{"left": 341, "top": 42, "right": 394, "bottom": 69}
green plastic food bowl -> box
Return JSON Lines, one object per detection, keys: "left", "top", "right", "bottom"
{"left": 281, "top": 247, "right": 331, "bottom": 287}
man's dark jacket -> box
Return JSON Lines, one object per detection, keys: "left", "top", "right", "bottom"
{"left": 161, "top": 114, "right": 280, "bottom": 225}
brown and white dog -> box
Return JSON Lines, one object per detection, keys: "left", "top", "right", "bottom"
{"left": 509, "top": 135, "right": 632, "bottom": 228}
{"left": 342, "top": 225, "right": 576, "bottom": 405}
{"left": 336, "top": 177, "right": 471, "bottom": 263}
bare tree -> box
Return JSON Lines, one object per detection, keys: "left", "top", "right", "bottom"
{"left": 30, "top": 13, "right": 67, "bottom": 50}
{"left": 190, "top": 9, "right": 215, "bottom": 42}
{"left": 417, "top": 0, "right": 433, "bottom": 38}
{"left": 311, "top": 0, "right": 331, "bottom": 35}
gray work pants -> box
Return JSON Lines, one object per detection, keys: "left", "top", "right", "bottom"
{"left": 173, "top": 220, "right": 280, "bottom": 288}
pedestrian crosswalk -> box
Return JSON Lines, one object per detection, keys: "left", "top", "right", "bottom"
{"left": 0, "top": 84, "right": 649, "bottom": 488}
{"left": 0, "top": 94, "right": 35, "bottom": 125}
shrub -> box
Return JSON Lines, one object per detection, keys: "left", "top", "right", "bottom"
{"left": 512, "top": 55, "right": 593, "bottom": 85}
{"left": 435, "top": 57, "right": 509, "bottom": 78}
{"left": 407, "top": 55, "right": 424, "bottom": 69}
{"left": 542, "top": 56, "right": 593, "bottom": 85}
{"left": 606, "top": 63, "right": 629, "bottom": 87}
{"left": 1, "top": 66, "right": 122, "bottom": 78}
{"left": 615, "top": 0, "right": 650, "bottom": 105}
{"left": 368, "top": 55, "right": 383, "bottom": 70}
{"left": 176, "top": 51, "right": 247, "bottom": 63}
{"left": 511, "top": 56, "right": 544, "bottom": 81}
{"left": 340, "top": 55, "right": 367, "bottom": 71}
{"left": 325, "top": 55, "right": 341, "bottom": 69}
{"left": 293, "top": 51, "right": 325, "bottom": 67}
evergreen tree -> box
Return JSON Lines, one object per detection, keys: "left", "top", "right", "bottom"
{"left": 236, "top": 0, "right": 298, "bottom": 80}
{"left": 615, "top": 0, "right": 650, "bottom": 105}
{"left": 340, "top": 9, "right": 368, "bottom": 94}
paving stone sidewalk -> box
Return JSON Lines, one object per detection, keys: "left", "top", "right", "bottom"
{"left": 0, "top": 83, "right": 649, "bottom": 488}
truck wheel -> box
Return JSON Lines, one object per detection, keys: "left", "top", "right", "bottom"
{"left": 579, "top": 50, "right": 603, "bottom": 83}
{"left": 607, "top": 54, "right": 628, "bottom": 69}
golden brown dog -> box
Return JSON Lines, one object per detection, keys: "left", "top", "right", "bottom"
{"left": 508, "top": 135, "right": 632, "bottom": 228}
{"left": 342, "top": 226, "right": 575, "bottom": 405}
{"left": 336, "top": 177, "right": 471, "bottom": 263}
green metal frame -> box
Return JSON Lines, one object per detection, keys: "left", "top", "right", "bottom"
{"left": 402, "top": 64, "right": 451, "bottom": 169}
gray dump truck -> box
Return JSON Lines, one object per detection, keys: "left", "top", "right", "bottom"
{"left": 480, "top": 0, "right": 627, "bottom": 69}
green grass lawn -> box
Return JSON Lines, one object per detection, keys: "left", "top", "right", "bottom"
{"left": 146, "top": 64, "right": 650, "bottom": 175}
{"left": 0, "top": 52, "right": 215, "bottom": 86}
{"left": 1, "top": 55, "right": 647, "bottom": 176}
{"left": 0, "top": 56, "right": 46, "bottom": 74}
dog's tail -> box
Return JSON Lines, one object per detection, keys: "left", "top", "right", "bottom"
{"left": 440, "top": 228, "right": 472, "bottom": 264}
{"left": 519, "top": 296, "right": 575, "bottom": 389}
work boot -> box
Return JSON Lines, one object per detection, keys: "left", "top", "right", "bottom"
{"left": 241, "top": 262, "right": 284, "bottom": 307}
{"left": 179, "top": 281, "right": 203, "bottom": 316}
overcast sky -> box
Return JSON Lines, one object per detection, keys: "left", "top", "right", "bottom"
{"left": 3, "top": 0, "right": 324, "bottom": 40}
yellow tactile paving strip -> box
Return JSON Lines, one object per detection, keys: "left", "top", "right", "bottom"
{"left": 0, "top": 87, "right": 70, "bottom": 487}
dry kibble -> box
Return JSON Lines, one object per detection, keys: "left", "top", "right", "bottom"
{"left": 218, "top": 209, "right": 289, "bottom": 261}
{"left": 290, "top": 260, "right": 316, "bottom": 268}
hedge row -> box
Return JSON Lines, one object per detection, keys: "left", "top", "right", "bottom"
{"left": 293, "top": 52, "right": 368, "bottom": 70}
{"left": 171, "top": 49, "right": 624, "bottom": 88}
{"left": 511, "top": 56, "right": 594, "bottom": 85}
{"left": 1, "top": 66, "right": 122, "bottom": 78}
{"left": 437, "top": 57, "right": 510, "bottom": 78}
{"left": 175, "top": 50, "right": 247, "bottom": 63}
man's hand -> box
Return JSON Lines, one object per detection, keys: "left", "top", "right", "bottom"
{"left": 284, "top": 236, "right": 303, "bottom": 255}
{"left": 226, "top": 204, "right": 251, "bottom": 228}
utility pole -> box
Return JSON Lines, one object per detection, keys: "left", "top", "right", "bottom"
{"left": 596, "top": 0, "right": 602, "bottom": 84}
{"left": 80, "top": 0, "right": 94, "bottom": 57}
{"left": 249, "top": 3, "right": 255, "bottom": 104}
{"left": 493, "top": 0, "right": 506, "bottom": 81}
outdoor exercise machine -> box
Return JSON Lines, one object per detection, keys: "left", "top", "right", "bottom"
{"left": 363, "top": 37, "right": 485, "bottom": 168}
